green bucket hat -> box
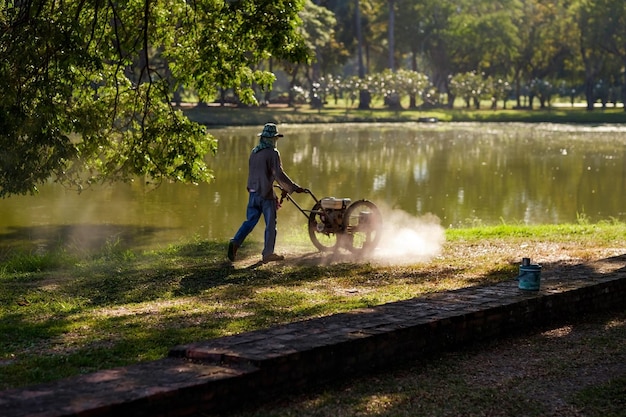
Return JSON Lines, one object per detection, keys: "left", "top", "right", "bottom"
{"left": 258, "top": 123, "right": 284, "bottom": 138}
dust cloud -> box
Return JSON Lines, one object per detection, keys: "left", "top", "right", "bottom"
{"left": 369, "top": 208, "right": 446, "bottom": 265}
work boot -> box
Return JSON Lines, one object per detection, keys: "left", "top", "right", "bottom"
{"left": 262, "top": 253, "right": 284, "bottom": 263}
{"left": 227, "top": 240, "right": 239, "bottom": 262}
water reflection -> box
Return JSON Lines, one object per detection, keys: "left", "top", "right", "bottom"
{"left": 2, "top": 123, "right": 626, "bottom": 251}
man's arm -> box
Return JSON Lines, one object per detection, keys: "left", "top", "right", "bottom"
{"left": 272, "top": 150, "right": 302, "bottom": 193}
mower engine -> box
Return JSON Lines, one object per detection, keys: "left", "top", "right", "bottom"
{"left": 317, "top": 197, "right": 352, "bottom": 233}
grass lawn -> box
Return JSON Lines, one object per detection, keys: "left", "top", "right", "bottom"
{"left": 1, "top": 222, "right": 625, "bottom": 403}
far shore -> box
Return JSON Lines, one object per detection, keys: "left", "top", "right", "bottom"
{"left": 176, "top": 101, "right": 626, "bottom": 127}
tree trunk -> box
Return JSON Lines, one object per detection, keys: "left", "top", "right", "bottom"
{"left": 584, "top": 76, "right": 595, "bottom": 111}
{"left": 447, "top": 92, "right": 455, "bottom": 109}
{"left": 358, "top": 90, "right": 371, "bottom": 110}
{"left": 511, "top": 67, "right": 521, "bottom": 108}
{"left": 409, "top": 50, "right": 417, "bottom": 109}
{"left": 264, "top": 58, "right": 273, "bottom": 104}
{"left": 388, "top": 0, "right": 395, "bottom": 72}
{"left": 287, "top": 66, "right": 300, "bottom": 108}
{"left": 623, "top": 64, "right": 626, "bottom": 112}
{"left": 356, "top": 0, "right": 369, "bottom": 110}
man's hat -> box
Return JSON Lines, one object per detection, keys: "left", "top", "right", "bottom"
{"left": 258, "top": 123, "right": 284, "bottom": 138}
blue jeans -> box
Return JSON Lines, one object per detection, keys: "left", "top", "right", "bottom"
{"left": 232, "top": 192, "right": 277, "bottom": 257}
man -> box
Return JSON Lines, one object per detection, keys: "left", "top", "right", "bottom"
{"left": 228, "top": 123, "right": 305, "bottom": 263}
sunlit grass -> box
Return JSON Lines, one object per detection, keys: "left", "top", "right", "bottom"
{"left": 446, "top": 220, "right": 626, "bottom": 244}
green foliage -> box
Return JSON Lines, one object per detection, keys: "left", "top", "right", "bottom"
{"left": 449, "top": 72, "right": 487, "bottom": 108}
{"left": 298, "top": 0, "right": 337, "bottom": 51}
{"left": 0, "top": 0, "right": 309, "bottom": 197}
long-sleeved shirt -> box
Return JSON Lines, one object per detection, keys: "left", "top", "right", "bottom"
{"left": 246, "top": 147, "right": 299, "bottom": 200}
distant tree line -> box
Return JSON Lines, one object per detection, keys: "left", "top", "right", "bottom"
{"left": 245, "top": 0, "right": 626, "bottom": 111}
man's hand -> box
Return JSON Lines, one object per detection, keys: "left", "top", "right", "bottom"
{"left": 295, "top": 186, "right": 306, "bottom": 193}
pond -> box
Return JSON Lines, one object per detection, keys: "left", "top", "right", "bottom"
{"left": 2, "top": 122, "right": 626, "bottom": 253}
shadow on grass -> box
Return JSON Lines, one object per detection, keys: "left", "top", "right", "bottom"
{"left": 0, "top": 223, "right": 177, "bottom": 256}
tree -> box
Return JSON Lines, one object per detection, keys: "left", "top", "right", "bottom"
{"left": 355, "top": 0, "right": 371, "bottom": 109}
{"left": 0, "top": 0, "right": 309, "bottom": 197}
{"left": 396, "top": 69, "right": 432, "bottom": 107}
{"left": 306, "top": 1, "right": 347, "bottom": 78}
{"left": 387, "top": 0, "right": 396, "bottom": 71}
{"left": 412, "top": 0, "right": 457, "bottom": 105}
{"left": 589, "top": 0, "right": 626, "bottom": 111}
{"left": 509, "top": 0, "right": 576, "bottom": 109}
{"left": 449, "top": 71, "right": 487, "bottom": 109}
{"left": 572, "top": 0, "right": 611, "bottom": 110}
{"left": 285, "top": 0, "right": 337, "bottom": 107}
{"left": 448, "top": 0, "right": 521, "bottom": 77}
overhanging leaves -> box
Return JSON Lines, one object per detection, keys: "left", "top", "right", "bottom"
{"left": 0, "top": 0, "right": 309, "bottom": 197}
